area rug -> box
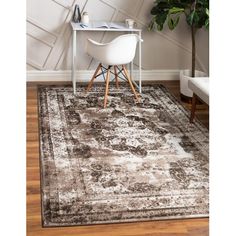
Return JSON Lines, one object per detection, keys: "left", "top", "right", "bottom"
{"left": 38, "top": 84, "right": 209, "bottom": 227}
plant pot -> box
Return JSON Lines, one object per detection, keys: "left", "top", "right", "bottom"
{"left": 180, "top": 69, "right": 207, "bottom": 98}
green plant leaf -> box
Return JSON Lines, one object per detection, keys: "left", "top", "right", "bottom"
{"left": 169, "top": 7, "right": 185, "bottom": 14}
{"left": 187, "top": 10, "right": 200, "bottom": 26}
{"left": 151, "top": 1, "right": 170, "bottom": 15}
{"left": 148, "top": 19, "right": 154, "bottom": 31}
{"left": 157, "top": 24, "right": 163, "bottom": 31}
{"left": 205, "top": 18, "right": 209, "bottom": 29}
{"left": 168, "top": 17, "right": 175, "bottom": 30}
{"left": 167, "top": 15, "right": 180, "bottom": 30}
{"left": 151, "top": 6, "right": 160, "bottom": 15}
{"left": 174, "top": 15, "right": 180, "bottom": 27}
{"left": 155, "top": 11, "right": 168, "bottom": 31}
{"left": 205, "top": 8, "right": 209, "bottom": 29}
{"left": 187, "top": 10, "right": 195, "bottom": 25}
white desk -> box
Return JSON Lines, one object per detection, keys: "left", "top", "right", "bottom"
{"left": 70, "top": 21, "right": 142, "bottom": 94}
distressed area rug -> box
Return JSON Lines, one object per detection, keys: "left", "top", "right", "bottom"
{"left": 38, "top": 84, "right": 209, "bottom": 227}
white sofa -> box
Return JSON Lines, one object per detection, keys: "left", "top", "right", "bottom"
{"left": 188, "top": 77, "right": 209, "bottom": 122}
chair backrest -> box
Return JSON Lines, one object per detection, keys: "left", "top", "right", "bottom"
{"left": 86, "top": 34, "right": 140, "bottom": 65}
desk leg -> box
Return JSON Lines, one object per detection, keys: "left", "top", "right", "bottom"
{"left": 72, "top": 30, "right": 76, "bottom": 95}
{"left": 129, "top": 31, "right": 133, "bottom": 82}
{"left": 139, "top": 31, "right": 142, "bottom": 94}
{"left": 130, "top": 60, "right": 133, "bottom": 79}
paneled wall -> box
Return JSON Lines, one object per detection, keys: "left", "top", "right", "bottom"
{"left": 26, "top": 0, "right": 209, "bottom": 73}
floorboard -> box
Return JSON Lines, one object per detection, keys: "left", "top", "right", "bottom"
{"left": 27, "top": 81, "right": 209, "bottom": 236}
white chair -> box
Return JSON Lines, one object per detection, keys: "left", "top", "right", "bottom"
{"left": 188, "top": 77, "right": 209, "bottom": 122}
{"left": 86, "top": 34, "right": 142, "bottom": 108}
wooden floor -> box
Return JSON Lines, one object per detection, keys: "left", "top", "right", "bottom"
{"left": 27, "top": 81, "right": 209, "bottom": 236}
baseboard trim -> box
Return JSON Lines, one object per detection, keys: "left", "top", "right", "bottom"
{"left": 26, "top": 70, "right": 180, "bottom": 82}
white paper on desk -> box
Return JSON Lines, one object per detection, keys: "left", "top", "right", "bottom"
{"left": 109, "top": 22, "right": 126, "bottom": 29}
{"left": 90, "top": 21, "right": 126, "bottom": 29}
{"left": 91, "top": 21, "right": 109, "bottom": 28}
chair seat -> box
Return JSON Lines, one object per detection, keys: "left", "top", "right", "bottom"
{"left": 188, "top": 77, "right": 209, "bottom": 105}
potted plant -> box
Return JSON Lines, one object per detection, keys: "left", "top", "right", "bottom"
{"left": 149, "top": 0, "right": 209, "bottom": 99}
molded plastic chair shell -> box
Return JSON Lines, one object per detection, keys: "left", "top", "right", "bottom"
{"left": 86, "top": 34, "right": 141, "bottom": 66}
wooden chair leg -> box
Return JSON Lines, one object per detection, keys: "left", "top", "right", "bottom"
{"left": 190, "top": 93, "right": 197, "bottom": 123}
{"left": 104, "top": 67, "right": 111, "bottom": 108}
{"left": 122, "top": 65, "right": 140, "bottom": 102}
{"left": 114, "top": 66, "right": 119, "bottom": 89}
{"left": 86, "top": 63, "right": 102, "bottom": 92}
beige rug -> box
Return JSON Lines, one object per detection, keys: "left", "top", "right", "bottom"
{"left": 38, "top": 84, "right": 209, "bottom": 227}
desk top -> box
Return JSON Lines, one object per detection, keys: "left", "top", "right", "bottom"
{"left": 71, "top": 21, "right": 141, "bottom": 32}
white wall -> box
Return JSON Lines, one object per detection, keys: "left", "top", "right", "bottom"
{"left": 26, "top": 0, "right": 209, "bottom": 75}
